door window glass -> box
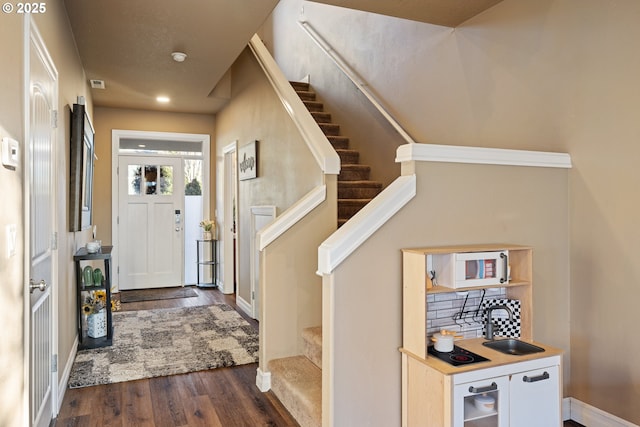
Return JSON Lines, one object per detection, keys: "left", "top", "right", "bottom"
{"left": 160, "top": 165, "right": 173, "bottom": 195}
{"left": 145, "top": 165, "right": 157, "bottom": 194}
{"left": 128, "top": 165, "right": 142, "bottom": 195}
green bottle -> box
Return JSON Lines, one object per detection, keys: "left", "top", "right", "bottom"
{"left": 83, "top": 266, "right": 94, "bottom": 287}
{"left": 93, "top": 268, "right": 103, "bottom": 287}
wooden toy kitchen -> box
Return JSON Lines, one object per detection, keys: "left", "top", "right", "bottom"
{"left": 400, "top": 244, "right": 563, "bottom": 427}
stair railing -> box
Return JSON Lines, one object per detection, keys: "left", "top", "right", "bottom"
{"left": 249, "top": 34, "right": 340, "bottom": 175}
{"left": 298, "top": 20, "right": 417, "bottom": 146}
{"left": 248, "top": 34, "right": 341, "bottom": 249}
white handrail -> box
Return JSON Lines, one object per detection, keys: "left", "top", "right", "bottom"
{"left": 317, "top": 175, "right": 417, "bottom": 274}
{"left": 258, "top": 185, "right": 326, "bottom": 251}
{"left": 299, "top": 20, "right": 417, "bottom": 146}
{"left": 248, "top": 34, "right": 340, "bottom": 174}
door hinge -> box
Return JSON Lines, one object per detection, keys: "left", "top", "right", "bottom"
{"left": 51, "top": 110, "right": 58, "bottom": 129}
{"left": 252, "top": 291, "right": 255, "bottom": 301}
{"left": 51, "top": 354, "right": 57, "bottom": 373}
{"left": 51, "top": 232, "right": 58, "bottom": 250}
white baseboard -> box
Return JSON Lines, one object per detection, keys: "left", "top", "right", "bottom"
{"left": 57, "top": 335, "right": 79, "bottom": 414}
{"left": 256, "top": 367, "right": 271, "bottom": 392}
{"left": 566, "top": 397, "right": 638, "bottom": 427}
{"left": 236, "top": 295, "right": 253, "bottom": 318}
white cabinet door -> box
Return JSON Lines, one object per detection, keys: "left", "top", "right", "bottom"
{"left": 510, "top": 365, "right": 561, "bottom": 427}
{"left": 454, "top": 375, "right": 510, "bottom": 427}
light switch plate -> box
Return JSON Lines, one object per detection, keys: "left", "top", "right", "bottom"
{"left": 7, "top": 224, "right": 16, "bottom": 257}
{"left": 2, "top": 137, "right": 19, "bottom": 169}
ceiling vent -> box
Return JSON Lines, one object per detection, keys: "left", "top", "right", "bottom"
{"left": 90, "top": 79, "right": 106, "bottom": 89}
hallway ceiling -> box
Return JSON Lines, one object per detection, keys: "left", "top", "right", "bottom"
{"left": 63, "top": 0, "right": 279, "bottom": 114}
{"left": 63, "top": 0, "right": 502, "bottom": 115}
{"left": 306, "top": 0, "right": 505, "bottom": 27}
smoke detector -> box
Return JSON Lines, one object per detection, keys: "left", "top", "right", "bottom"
{"left": 171, "top": 52, "right": 187, "bottom": 62}
{"left": 90, "top": 79, "right": 106, "bottom": 89}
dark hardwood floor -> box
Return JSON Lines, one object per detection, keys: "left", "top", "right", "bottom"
{"left": 57, "top": 286, "right": 586, "bottom": 426}
{"left": 55, "top": 286, "right": 299, "bottom": 427}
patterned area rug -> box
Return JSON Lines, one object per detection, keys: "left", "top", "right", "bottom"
{"left": 68, "top": 304, "right": 258, "bottom": 388}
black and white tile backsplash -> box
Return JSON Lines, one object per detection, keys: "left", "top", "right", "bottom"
{"left": 426, "top": 288, "right": 507, "bottom": 339}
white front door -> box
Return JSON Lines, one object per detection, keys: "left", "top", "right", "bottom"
{"left": 118, "top": 156, "right": 184, "bottom": 289}
{"left": 27, "top": 19, "right": 57, "bottom": 427}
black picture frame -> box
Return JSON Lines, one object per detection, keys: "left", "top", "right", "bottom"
{"left": 69, "top": 102, "right": 95, "bottom": 231}
{"left": 238, "top": 140, "right": 258, "bottom": 180}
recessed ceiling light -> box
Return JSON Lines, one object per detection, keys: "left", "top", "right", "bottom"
{"left": 171, "top": 52, "right": 187, "bottom": 62}
{"left": 138, "top": 144, "right": 146, "bottom": 148}
{"left": 156, "top": 96, "right": 170, "bottom": 103}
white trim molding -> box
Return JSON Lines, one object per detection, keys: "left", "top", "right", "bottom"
{"left": 248, "top": 34, "right": 340, "bottom": 174}
{"left": 258, "top": 185, "right": 326, "bottom": 251}
{"left": 57, "top": 336, "right": 79, "bottom": 413}
{"left": 318, "top": 175, "right": 416, "bottom": 275}
{"left": 256, "top": 367, "right": 271, "bottom": 392}
{"left": 396, "top": 143, "right": 572, "bottom": 169}
{"left": 566, "top": 397, "right": 639, "bottom": 427}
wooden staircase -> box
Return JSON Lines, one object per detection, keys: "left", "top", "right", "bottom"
{"left": 268, "top": 327, "right": 322, "bottom": 427}
{"left": 290, "top": 81, "right": 383, "bottom": 226}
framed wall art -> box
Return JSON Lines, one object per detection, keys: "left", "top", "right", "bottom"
{"left": 238, "top": 140, "right": 258, "bottom": 181}
{"left": 69, "top": 100, "right": 95, "bottom": 231}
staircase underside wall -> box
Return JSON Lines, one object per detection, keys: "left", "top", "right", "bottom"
{"left": 260, "top": 176, "right": 337, "bottom": 372}
{"left": 323, "top": 161, "right": 569, "bottom": 426}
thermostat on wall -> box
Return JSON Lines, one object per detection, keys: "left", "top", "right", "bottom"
{"left": 2, "top": 137, "right": 19, "bottom": 169}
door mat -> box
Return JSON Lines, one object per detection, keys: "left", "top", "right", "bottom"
{"left": 119, "top": 287, "right": 198, "bottom": 303}
{"left": 68, "top": 304, "right": 258, "bottom": 388}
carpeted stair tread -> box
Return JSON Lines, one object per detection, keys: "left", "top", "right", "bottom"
{"left": 290, "top": 81, "right": 310, "bottom": 91}
{"left": 338, "top": 199, "right": 372, "bottom": 218}
{"left": 303, "top": 100, "right": 324, "bottom": 112}
{"left": 339, "top": 164, "right": 371, "bottom": 181}
{"left": 338, "top": 181, "right": 383, "bottom": 199}
{"left": 269, "top": 356, "right": 322, "bottom": 427}
{"left": 327, "top": 136, "right": 350, "bottom": 150}
{"left": 289, "top": 80, "right": 384, "bottom": 226}
{"left": 336, "top": 149, "right": 359, "bottom": 163}
{"left": 302, "top": 327, "right": 322, "bottom": 369}
{"left": 311, "top": 112, "right": 332, "bottom": 123}
{"left": 296, "top": 90, "right": 317, "bottom": 101}
{"left": 319, "top": 123, "right": 340, "bottom": 136}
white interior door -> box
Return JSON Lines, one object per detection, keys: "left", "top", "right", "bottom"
{"left": 250, "top": 206, "right": 276, "bottom": 321}
{"left": 118, "top": 156, "right": 184, "bottom": 289}
{"left": 27, "top": 20, "right": 57, "bottom": 427}
{"left": 223, "top": 142, "right": 238, "bottom": 295}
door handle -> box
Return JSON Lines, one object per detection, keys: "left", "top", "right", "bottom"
{"left": 469, "top": 382, "right": 498, "bottom": 394}
{"left": 523, "top": 371, "right": 550, "bottom": 383}
{"left": 29, "top": 279, "right": 48, "bottom": 293}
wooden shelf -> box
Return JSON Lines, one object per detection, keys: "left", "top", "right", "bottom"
{"left": 74, "top": 245, "right": 114, "bottom": 350}
{"left": 402, "top": 244, "right": 533, "bottom": 361}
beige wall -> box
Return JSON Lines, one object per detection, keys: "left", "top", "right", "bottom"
{"left": 215, "top": 48, "right": 322, "bottom": 306}
{"left": 33, "top": 6, "right": 95, "bottom": 395}
{"left": 0, "top": 13, "right": 27, "bottom": 427}
{"left": 0, "top": 6, "right": 92, "bottom": 425}
{"left": 326, "top": 160, "right": 569, "bottom": 425}
{"left": 264, "top": 1, "right": 403, "bottom": 187}
{"left": 92, "top": 107, "right": 216, "bottom": 246}
{"left": 270, "top": 0, "right": 640, "bottom": 422}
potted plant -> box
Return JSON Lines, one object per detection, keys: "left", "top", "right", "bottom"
{"left": 200, "top": 219, "right": 215, "bottom": 240}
